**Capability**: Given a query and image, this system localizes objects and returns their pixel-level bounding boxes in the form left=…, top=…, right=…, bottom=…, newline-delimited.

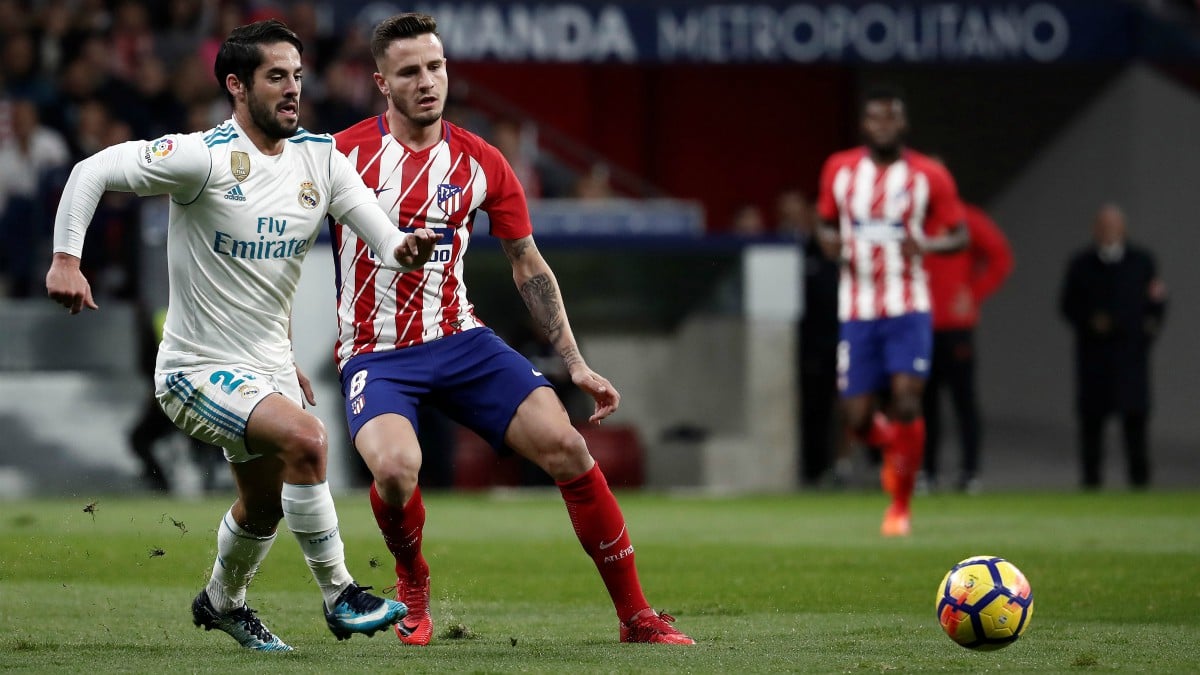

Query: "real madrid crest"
left=298, top=180, right=320, bottom=209
left=230, top=151, right=251, bottom=182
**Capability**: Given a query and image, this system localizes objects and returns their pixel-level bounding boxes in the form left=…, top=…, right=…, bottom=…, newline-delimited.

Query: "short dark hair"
left=860, top=84, right=906, bottom=113
left=214, top=19, right=303, bottom=103
left=371, top=13, right=440, bottom=64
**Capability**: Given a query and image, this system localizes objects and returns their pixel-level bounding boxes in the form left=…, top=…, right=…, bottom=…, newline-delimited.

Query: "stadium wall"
left=984, top=64, right=1199, bottom=478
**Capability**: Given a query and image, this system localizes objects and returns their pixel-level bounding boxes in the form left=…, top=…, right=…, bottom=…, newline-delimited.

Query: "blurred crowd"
left=0, top=0, right=837, bottom=301
left=0, top=1, right=341, bottom=297
left=0, top=0, right=609, bottom=300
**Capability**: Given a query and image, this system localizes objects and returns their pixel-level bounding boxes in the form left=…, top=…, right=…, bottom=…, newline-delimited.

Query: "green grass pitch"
left=1, top=490, right=1197, bottom=672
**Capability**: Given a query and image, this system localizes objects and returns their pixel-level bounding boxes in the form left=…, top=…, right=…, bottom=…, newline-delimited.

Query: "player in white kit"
left=45, top=20, right=436, bottom=651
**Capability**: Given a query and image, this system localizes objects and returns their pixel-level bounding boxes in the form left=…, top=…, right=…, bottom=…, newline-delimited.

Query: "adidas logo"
left=224, top=185, right=247, bottom=202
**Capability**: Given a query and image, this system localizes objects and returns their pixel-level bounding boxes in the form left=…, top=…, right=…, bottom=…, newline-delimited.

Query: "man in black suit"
left=1059, top=204, right=1167, bottom=489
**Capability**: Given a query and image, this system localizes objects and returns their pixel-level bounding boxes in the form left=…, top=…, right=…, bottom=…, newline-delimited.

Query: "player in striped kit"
left=46, top=20, right=436, bottom=650
left=330, top=13, right=693, bottom=645
left=816, top=87, right=968, bottom=536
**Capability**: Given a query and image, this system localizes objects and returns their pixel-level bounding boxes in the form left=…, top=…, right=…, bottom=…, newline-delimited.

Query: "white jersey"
left=55, top=117, right=395, bottom=372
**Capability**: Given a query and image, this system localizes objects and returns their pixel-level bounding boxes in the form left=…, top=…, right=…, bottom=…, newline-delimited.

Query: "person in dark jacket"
left=922, top=203, right=1014, bottom=493
left=783, top=189, right=843, bottom=486
left=1059, top=204, right=1167, bottom=489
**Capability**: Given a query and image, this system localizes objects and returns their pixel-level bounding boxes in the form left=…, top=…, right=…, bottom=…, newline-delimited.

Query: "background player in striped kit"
left=45, top=19, right=436, bottom=651
left=330, top=13, right=693, bottom=645
left=921, top=200, right=1013, bottom=494
left=816, top=86, right=968, bottom=536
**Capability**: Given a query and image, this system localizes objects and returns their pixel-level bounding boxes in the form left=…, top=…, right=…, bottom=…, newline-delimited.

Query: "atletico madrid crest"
left=436, top=183, right=462, bottom=215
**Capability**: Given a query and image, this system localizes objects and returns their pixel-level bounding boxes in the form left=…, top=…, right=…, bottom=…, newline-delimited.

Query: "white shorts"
left=154, top=362, right=301, bottom=463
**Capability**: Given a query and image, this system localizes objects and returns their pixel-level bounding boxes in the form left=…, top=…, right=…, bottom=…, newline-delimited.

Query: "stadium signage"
left=655, top=3, right=1070, bottom=63
left=345, top=1, right=1133, bottom=64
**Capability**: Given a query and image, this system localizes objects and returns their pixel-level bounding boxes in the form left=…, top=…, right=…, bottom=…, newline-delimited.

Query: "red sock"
left=369, top=482, right=429, bottom=582
left=860, top=414, right=899, bottom=494
left=887, top=418, right=926, bottom=511
left=557, top=463, right=649, bottom=622
left=862, top=411, right=897, bottom=448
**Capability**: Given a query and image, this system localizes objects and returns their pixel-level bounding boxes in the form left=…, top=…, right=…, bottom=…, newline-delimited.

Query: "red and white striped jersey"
left=817, top=147, right=964, bottom=321
left=331, top=116, right=532, bottom=369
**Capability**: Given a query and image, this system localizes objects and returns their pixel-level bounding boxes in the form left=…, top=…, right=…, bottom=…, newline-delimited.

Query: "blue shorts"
left=837, top=313, right=932, bottom=397
left=340, top=327, right=551, bottom=453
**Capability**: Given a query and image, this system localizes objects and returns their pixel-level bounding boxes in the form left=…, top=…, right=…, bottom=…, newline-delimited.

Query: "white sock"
left=281, top=482, right=353, bottom=610
left=206, top=508, right=276, bottom=614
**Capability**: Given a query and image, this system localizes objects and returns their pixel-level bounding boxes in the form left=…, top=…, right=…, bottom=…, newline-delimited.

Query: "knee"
left=278, top=418, right=327, bottom=472
left=892, top=397, right=921, bottom=423
left=372, top=453, right=421, bottom=502
left=534, top=428, right=592, bottom=482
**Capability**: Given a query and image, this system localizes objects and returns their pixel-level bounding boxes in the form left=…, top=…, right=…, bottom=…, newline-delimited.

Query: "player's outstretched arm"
left=337, top=203, right=437, bottom=272
left=501, top=235, right=620, bottom=422
left=46, top=252, right=98, bottom=314
left=48, top=136, right=207, bottom=314
left=47, top=151, right=119, bottom=314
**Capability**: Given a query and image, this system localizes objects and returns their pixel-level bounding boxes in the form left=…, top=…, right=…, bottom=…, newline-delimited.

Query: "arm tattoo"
left=519, top=273, right=561, bottom=341
left=519, top=273, right=582, bottom=370
left=559, top=345, right=583, bottom=372
left=502, top=237, right=532, bottom=262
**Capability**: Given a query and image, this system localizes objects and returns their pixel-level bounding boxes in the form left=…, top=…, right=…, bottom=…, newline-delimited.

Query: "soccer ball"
left=935, top=555, right=1034, bottom=650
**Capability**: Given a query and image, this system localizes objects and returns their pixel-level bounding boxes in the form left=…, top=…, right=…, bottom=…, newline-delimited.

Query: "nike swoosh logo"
left=531, top=368, right=543, bottom=377
left=598, top=524, right=626, bottom=550
left=334, top=603, right=391, bottom=626
left=374, top=187, right=393, bottom=196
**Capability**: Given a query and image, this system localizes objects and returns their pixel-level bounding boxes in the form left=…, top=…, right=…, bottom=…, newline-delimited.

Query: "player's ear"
left=373, top=72, right=388, bottom=96
left=226, top=74, right=246, bottom=101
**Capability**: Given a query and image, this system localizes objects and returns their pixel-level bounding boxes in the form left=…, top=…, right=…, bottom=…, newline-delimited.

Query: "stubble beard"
left=247, top=90, right=299, bottom=140
left=391, top=91, right=442, bottom=129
